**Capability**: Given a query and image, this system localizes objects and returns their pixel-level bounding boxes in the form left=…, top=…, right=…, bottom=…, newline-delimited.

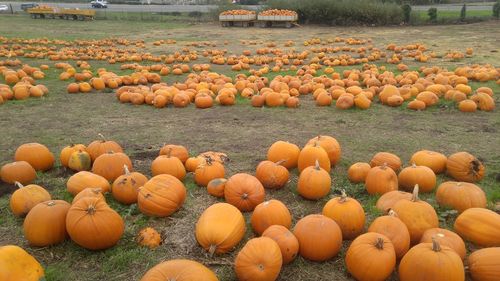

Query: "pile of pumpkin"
left=220, top=9, right=256, bottom=16
left=258, top=9, right=298, bottom=17
left=0, top=62, right=49, bottom=103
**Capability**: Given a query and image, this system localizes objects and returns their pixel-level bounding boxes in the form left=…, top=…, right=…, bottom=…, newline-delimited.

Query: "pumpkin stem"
left=411, top=163, right=416, bottom=168
left=86, top=205, right=97, bottom=215
left=208, top=244, right=217, bottom=257
left=431, top=237, right=441, bottom=252
left=314, top=159, right=320, bottom=170
left=381, top=163, right=388, bottom=170
left=411, top=184, right=420, bottom=202
left=14, top=181, right=24, bottom=189
left=46, top=201, right=56, bottom=207
left=167, top=148, right=172, bottom=158
left=98, top=133, right=106, bottom=142
left=123, top=165, right=130, bottom=175
left=339, top=189, right=348, bottom=202
left=388, top=209, right=398, bottom=217
left=275, top=159, right=287, bottom=166
left=471, top=159, right=481, bottom=177
left=242, top=193, right=249, bottom=200
left=374, top=237, right=385, bottom=250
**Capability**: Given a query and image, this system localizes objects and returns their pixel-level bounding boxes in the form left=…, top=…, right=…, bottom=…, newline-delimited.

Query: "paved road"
left=0, top=2, right=494, bottom=13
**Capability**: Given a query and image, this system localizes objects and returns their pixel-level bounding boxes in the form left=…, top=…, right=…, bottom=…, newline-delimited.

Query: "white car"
left=0, top=4, right=10, bottom=11
left=91, top=0, right=108, bottom=8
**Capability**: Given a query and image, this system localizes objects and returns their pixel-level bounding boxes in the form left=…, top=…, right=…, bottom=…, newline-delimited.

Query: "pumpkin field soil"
left=0, top=15, right=500, bottom=280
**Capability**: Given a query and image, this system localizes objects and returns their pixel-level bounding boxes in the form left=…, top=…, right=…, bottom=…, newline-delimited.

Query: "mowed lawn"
left=0, top=15, right=499, bottom=281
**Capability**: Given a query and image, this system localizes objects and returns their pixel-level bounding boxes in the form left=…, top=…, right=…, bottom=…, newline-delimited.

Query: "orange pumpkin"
left=347, top=162, right=371, bottom=183
left=23, top=200, right=70, bottom=247
left=398, top=164, right=436, bottom=193
left=66, top=171, right=110, bottom=195
left=92, top=151, right=133, bottom=181
left=250, top=200, right=292, bottom=235
left=159, top=144, right=189, bottom=163
left=206, top=178, right=226, bottom=198
left=151, top=153, right=186, bottom=180
left=112, top=165, right=148, bottom=205
left=410, top=150, right=447, bottom=174
left=305, top=135, right=341, bottom=166
left=370, top=152, right=401, bottom=172
left=435, top=181, right=486, bottom=213
left=375, top=190, right=412, bottom=213
left=322, top=191, right=365, bottom=240
left=72, top=187, right=105, bottom=204
left=262, top=225, right=299, bottom=265
left=140, top=259, right=218, bottom=281
left=137, top=227, right=162, bottom=250
left=0, top=161, right=36, bottom=185
left=194, top=157, right=225, bottom=187
left=365, top=164, right=398, bottom=195
left=297, top=160, right=331, bottom=200
left=446, top=152, right=485, bottom=182
left=10, top=182, right=51, bottom=217
left=368, top=210, right=410, bottom=259
left=86, top=134, right=123, bottom=161
left=255, top=160, right=289, bottom=189
left=14, top=143, right=55, bottom=171
left=420, top=228, right=466, bottom=260
left=137, top=175, right=186, bottom=217
left=297, top=143, right=330, bottom=173
left=224, top=173, right=265, bottom=212
left=60, top=144, right=87, bottom=168
left=235, top=237, right=283, bottom=281
left=454, top=208, right=500, bottom=247
left=0, top=245, right=45, bottom=281
left=468, top=247, right=500, bottom=281
left=267, top=141, right=300, bottom=169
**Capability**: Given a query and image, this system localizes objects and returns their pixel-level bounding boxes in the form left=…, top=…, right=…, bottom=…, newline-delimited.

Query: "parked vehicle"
left=91, top=0, right=108, bottom=9
left=0, top=4, right=9, bottom=12
left=21, top=3, right=39, bottom=11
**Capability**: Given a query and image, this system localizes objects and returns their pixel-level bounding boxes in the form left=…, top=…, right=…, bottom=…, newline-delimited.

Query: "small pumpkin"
left=446, top=152, right=485, bottom=182
left=60, top=144, right=87, bottom=167
left=224, top=173, right=265, bottom=212
left=151, top=150, right=186, bottom=180
left=392, top=185, right=439, bottom=245
left=159, top=144, right=189, bottom=163
left=0, top=161, right=36, bottom=184
left=267, top=141, right=300, bottom=169
left=235, top=237, right=283, bottom=281
left=468, top=247, right=500, bottom=281
left=86, top=134, right=123, bottom=161
left=305, top=135, right=341, bottom=166
left=206, top=178, right=226, bottom=198
left=322, top=190, right=365, bottom=240
left=368, top=210, right=410, bottom=259
left=66, top=171, right=110, bottom=195
left=398, top=164, right=436, bottom=193
left=436, top=181, right=486, bottom=213
left=14, top=142, right=55, bottom=171
left=66, top=197, right=124, bottom=250
left=255, top=160, right=289, bottom=189
left=365, top=164, right=398, bottom=195
left=297, top=142, right=330, bottom=173
left=92, top=151, right=133, bottom=181
left=297, top=160, right=331, bottom=200
left=347, top=162, right=371, bottom=183
left=454, top=208, right=500, bottom=247
left=370, top=152, right=401, bottom=172
left=345, top=233, right=396, bottom=281
left=262, top=225, right=299, bottom=265
left=0, top=245, right=45, bottom=281
left=410, top=150, right=447, bottom=174
left=420, top=228, right=466, bottom=260
left=250, top=200, right=292, bottom=235
left=137, top=174, right=186, bottom=217
left=137, top=227, right=162, bottom=250
left=10, top=182, right=51, bottom=217
left=112, top=165, right=148, bottom=205
left=195, top=203, right=246, bottom=255
left=293, top=214, right=343, bottom=262
left=68, top=149, right=92, bottom=172
left=375, top=190, right=412, bottom=213
left=194, top=157, right=225, bottom=187
left=23, top=200, right=70, bottom=247
left=140, top=259, right=218, bottom=281
left=399, top=239, right=464, bottom=281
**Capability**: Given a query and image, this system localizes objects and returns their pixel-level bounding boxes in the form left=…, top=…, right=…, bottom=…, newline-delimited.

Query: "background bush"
left=265, top=0, right=404, bottom=25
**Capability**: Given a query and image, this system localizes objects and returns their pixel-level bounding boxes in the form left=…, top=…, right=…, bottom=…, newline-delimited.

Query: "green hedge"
left=266, top=0, right=404, bottom=25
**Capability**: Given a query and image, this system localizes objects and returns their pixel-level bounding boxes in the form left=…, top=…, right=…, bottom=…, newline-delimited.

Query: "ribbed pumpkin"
left=92, top=151, right=133, bottom=181
left=151, top=152, right=186, bottom=180
left=375, top=190, right=412, bottom=213
left=66, top=197, right=124, bottom=250
left=399, top=239, right=464, bottom=281
left=235, top=237, right=282, bottom=281
left=140, top=259, right=218, bottom=281
left=322, top=191, right=365, bottom=240
left=435, top=181, right=486, bottom=213
left=206, top=178, right=226, bottom=198
left=297, top=143, right=330, bottom=173
left=112, top=165, right=148, bottom=205
left=66, top=171, right=110, bottom=195
left=368, top=210, right=410, bottom=259
left=267, top=141, right=300, bottom=169
left=446, top=152, right=485, bottom=182
left=0, top=245, right=45, bottom=281
left=420, top=228, right=466, bottom=260
left=365, top=164, right=398, bottom=195
left=137, top=227, right=162, bottom=250
left=468, top=247, right=500, bottom=281
left=194, top=157, right=225, bottom=187
left=60, top=144, right=87, bottom=167
left=398, top=164, right=436, bottom=192
left=454, top=208, right=500, bottom=247
left=392, top=185, right=439, bottom=245
left=195, top=203, right=246, bottom=255
left=0, top=161, right=36, bottom=184
left=14, top=142, right=55, bottom=171
left=224, top=173, right=265, bottom=212
left=347, top=162, right=371, bottom=183
left=72, top=187, right=105, bottom=203
left=10, top=182, right=51, bottom=217
left=305, top=135, right=341, bottom=166
left=293, top=214, right=343, bottom=262
left=250, top=200, right=292, bottom=235
left=410, top=150, right=447, bottom=174
left=159, top=144, right=189, bottom=163
left=297, top=160, right=331, bottom=200
left=68, top=150, right=92, bottom=172
left=370, top=152, right=401, bottom=172
left=255, top=160, right=289, bottom=189
left=137, top=174, right=186, bottom=217
left=262, top=225, right=299, bottom=265
left=23, top=200, right=70, bottom=247
left=345, top=233, right=396, bottom=281
left=86, top=134, right=123, bottom=161
left=185, top=156, right=204, bottom=172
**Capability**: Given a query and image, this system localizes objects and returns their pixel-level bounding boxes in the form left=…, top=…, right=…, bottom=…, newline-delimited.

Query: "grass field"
left=0, top=14, right=499, bottom=281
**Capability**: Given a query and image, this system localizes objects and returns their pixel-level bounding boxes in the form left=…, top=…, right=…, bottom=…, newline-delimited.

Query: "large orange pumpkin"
left=368, top=210, right=410, bottom=259
left=398, top=164, right=436, bottom=193
left=435, top=181, right=486, bottom=213
left=137, top=174, right=186, bottom=217
left=10, top=182, right=51, bottom=217
left=0, top=245, right=45, bottom=281
left=446, top=152, right=485, bottom=182
left=293, top=214, right=342, bottom=262
left=262, top=225, right=299, bottom=265
left=112, top=165, right=148, bottom=205
left=454, top=208, right=500, bottom=247
left=322, top=191, right=365, bottom=240
left=66, top=171, right=110, bottom=195
left=250, top=200, right=292, bottom=235
left=370, top=152, right=401, bottom=172
left=66, top=197, right=124, bottom=250
left=345, top=233, right=396, bottom=281
left=23, top=200, right=70, bottom=247
left=195, top=203, right=246, bottom=255
left=0, top=161, right=36, bottom=184
left=151, top=153, right=186, bottom=180
left=235, top=237, right=283, bottom=281
left=14, top=143, right=55, bottom=171
left=365, top=164, right=398, bottom=195
left=255, top=160, right=289, bottom=189
left=92, top=151, right=133, bottom=181
left=410, top=150, right=447, bottom=174
left=140, top=259, right=218, bottom=281
left=267, top=141, right=300, bottom=169
left=297, top=160, right=331, bottom=200
left=468, top=247, right=500, bottom=281
left=224, top=173, right=265, bottom=212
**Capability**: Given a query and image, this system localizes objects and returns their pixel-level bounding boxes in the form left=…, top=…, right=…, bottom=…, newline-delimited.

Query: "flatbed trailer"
left=219, top=14, right=298, bottom=28
left=257, top=14, right=298, bottom=28
left=27, top=6, right=95, bottom=21
left=219, top=14, right=257, bottom=27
